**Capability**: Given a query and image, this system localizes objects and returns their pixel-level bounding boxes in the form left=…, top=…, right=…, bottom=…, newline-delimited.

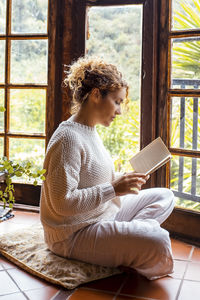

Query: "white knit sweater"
left=40, top=115, right=121, bottom=245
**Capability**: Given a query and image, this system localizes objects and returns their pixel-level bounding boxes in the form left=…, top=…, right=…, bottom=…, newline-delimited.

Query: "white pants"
left=51, top=188, right=175, bottom=280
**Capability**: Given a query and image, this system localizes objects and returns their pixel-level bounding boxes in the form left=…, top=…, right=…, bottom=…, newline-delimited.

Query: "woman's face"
left=96, top=87, right=127, bottom=127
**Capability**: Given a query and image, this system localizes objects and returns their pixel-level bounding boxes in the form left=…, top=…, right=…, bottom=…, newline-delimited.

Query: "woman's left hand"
left=112, top=172, right=150, bottom=196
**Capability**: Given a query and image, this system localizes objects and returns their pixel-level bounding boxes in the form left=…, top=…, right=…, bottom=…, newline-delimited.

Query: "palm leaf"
left=180, top=3, right=200, bottom=27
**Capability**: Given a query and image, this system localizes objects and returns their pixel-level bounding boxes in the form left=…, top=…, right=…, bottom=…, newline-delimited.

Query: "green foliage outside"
left=11, top=0, right=47, bottom=34
left=172, top=0, right=200, bottom=31
left=87, top=6, right=142, bottom=101
left=97, top=101, right=140, bottom=173
left=87, top=5, right=142, bottom=171
left=9, top=89, right=46, bottom=134
left=170, top=0, right=200, bottom=211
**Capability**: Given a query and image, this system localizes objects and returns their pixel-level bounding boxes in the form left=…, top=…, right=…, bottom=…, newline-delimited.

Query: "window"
left=86, top=5, right=142, bottom=172
left=0, top=0, right=48, bottom=206
left=169, top=0, right=200, bottom=211
left=157, top=0, right=200, bottom=241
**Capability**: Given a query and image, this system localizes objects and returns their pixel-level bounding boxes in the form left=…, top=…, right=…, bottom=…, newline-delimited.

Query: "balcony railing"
left=171, top=79, right=200, bottom=203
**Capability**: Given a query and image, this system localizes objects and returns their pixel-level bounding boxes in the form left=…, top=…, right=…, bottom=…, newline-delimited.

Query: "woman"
left=40, top=56, right=175, bottom=280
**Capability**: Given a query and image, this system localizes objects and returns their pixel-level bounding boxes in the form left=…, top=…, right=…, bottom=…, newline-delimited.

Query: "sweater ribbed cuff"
left=101, top=182, right=116, bottom=203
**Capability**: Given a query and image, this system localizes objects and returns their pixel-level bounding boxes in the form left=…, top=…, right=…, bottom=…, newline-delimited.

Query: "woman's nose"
left=116, top=106, right=122, bottom=115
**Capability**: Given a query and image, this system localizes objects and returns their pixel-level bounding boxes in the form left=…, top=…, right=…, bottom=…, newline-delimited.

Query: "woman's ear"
left=90, top=88, right=101, bottom=104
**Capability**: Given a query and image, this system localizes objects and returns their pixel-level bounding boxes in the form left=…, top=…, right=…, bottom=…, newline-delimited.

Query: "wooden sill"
left=162, top=207, right=200, bottom=247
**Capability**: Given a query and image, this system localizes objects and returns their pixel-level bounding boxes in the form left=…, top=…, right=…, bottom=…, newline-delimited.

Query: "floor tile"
left=53, top=289, right=75, bottom=300
left=121, top=273, right=181, bottom=300
left=171, top=239, right=192, bottom=260
left=0, top=271, right=19, bottom=296
left=191, top=247, right=200, bottom=262
left=70, top=288, right=115, bottom=300
left=0, top=256, right=16, bottom=270
left=184, top=262, right=200, bottom=281
left=24, top=286, right=59, bottom=300
left=7, top=268, right=49, bottom=291
left=169, top=260, right=187, bottom=279
left=0, top=292, right=27, bottom=299
left=116, top=296, right=147, bottom=300
left=178, top=280, right=200, bottom=300
left=83, top=273, right=127, bottom=293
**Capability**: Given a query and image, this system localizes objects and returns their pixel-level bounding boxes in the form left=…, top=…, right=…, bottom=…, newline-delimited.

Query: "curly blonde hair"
left=64, top=56, right=128, bottom=113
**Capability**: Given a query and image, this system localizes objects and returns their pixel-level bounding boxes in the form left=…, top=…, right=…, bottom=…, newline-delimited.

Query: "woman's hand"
left=112, top=172, right=150, bottom=196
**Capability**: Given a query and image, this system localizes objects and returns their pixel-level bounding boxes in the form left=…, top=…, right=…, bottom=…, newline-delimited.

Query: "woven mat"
left=0, top=224, right=120, bottom=289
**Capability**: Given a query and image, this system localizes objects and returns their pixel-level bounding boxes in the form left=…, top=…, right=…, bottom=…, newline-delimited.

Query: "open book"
left=129, top=137, right=171, bottom=175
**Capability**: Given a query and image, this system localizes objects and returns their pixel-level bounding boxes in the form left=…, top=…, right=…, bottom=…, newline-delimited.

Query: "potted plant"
left=0, top=104, right=46, bottom=215
left=0, top=156, right=45, bottom=219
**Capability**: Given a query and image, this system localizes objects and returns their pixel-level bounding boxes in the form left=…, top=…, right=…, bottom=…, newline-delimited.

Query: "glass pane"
left=9, top=138, right=45, bottom=182
left=10, top=40, right=48, bottom=84
left=0, top=137, right=3, bottom=157
left=172, top=0, right=200, bottom=31
left=0, top=0, right=6, bottom=34
left=0, top=89, right=4, bottom=132
left=10, top=89, right=46, bottom=134
left=170, top=97, right=200, bottom=150
left=171, top=37, right=200, bottom=89
left=86, top=5, right=142, bottom=172
left=11, top=0, right=48, bottom=34
left=170, top=155, right=200, bottom=211
left=0, top=40, right=5, bottom=83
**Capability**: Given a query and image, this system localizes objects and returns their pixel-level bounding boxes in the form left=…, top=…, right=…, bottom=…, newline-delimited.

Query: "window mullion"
left=4, top=0, right=12, bottom=158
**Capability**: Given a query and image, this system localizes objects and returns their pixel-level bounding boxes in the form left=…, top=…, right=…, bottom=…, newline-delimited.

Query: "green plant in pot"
left=0, top=105, right=46, bottom=211
left=0, top=156, right=46, bottom=209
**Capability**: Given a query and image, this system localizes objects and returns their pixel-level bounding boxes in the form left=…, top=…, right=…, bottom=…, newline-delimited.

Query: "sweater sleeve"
left=44, top=134, right=116, bottom=216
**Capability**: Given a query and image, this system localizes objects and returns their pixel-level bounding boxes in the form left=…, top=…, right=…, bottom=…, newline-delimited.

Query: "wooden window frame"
left=157, top=0, right=200, bottom=244
left=0, top=0, right=49, bottom=209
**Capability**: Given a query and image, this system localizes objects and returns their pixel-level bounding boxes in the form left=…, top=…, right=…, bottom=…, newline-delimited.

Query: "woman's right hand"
left=112, top=172, right=149, bottom=196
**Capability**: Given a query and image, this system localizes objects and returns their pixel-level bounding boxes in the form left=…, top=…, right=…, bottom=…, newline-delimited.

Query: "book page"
left=129, top=137, right=171, bottom=175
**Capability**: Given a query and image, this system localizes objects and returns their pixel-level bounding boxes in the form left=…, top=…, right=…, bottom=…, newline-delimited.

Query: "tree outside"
left=87, top=5, right=142, bottom=173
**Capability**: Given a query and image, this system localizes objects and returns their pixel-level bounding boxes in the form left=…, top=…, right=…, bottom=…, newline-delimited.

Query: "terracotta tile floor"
left=0, top=209, right=200, bottom=300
